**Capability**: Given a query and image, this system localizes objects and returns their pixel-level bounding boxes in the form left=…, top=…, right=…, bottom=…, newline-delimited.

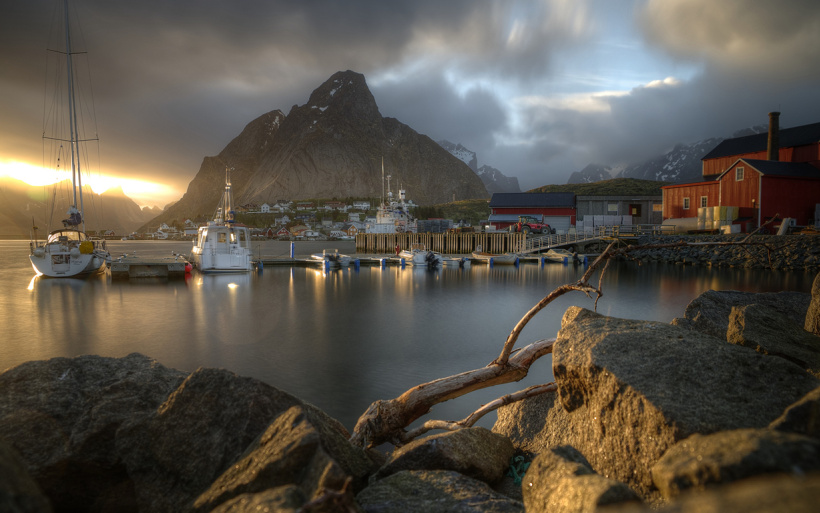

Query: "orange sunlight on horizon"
left=1, top=159, right=179, bottom=208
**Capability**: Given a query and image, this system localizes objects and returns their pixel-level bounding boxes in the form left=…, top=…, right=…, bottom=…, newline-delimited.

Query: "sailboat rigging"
left=29, top=0, right=111, bottom=277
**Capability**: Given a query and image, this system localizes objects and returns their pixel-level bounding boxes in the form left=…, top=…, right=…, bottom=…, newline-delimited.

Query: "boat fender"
left=185, top=263, right=193, bottom=273
left=70, top=247, right=81, bottom=258
left=79, top=241, right=94, bottom=254
left=32, top=247, right=45, bottom=258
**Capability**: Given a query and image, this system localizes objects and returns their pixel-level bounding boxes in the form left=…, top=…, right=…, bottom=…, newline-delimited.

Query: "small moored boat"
left=471, top=246, right=518, bottom=265
left=311, top=249, right=352, bottom=269
left=398, top=243, right=443, bottom=267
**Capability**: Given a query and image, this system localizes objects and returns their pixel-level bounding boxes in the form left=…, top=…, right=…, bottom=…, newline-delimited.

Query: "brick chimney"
left=767, top=111, right=780, bottom=161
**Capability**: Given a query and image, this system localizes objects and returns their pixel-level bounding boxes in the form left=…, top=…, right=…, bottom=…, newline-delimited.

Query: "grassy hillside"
left=426, top=178, right=668, bottom=225
left=528, top=177, right=667, bottom=196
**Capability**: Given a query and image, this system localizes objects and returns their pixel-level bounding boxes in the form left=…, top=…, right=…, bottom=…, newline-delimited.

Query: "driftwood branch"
left=401, top=382, right=557, bottom=442
left=349, top=225, right=789, bottom=448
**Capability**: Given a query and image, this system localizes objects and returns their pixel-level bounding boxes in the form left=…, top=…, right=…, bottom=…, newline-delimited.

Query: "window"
left=683, top=197, right=690, bottom=210
left=736, top=167, right=744, bottom=181
left=607, top=202, right=618, bottom=213
left=700, top=196, right=708, bottom=208
left=652, top=204, right=663, bottom=212
left=629, top=204, right=642, bottom=216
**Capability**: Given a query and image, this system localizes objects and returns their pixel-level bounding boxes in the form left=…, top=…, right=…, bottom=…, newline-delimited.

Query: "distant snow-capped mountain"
left=572, top=125, right=768, bottom=184
left=437, top=140, right=521, bottom=194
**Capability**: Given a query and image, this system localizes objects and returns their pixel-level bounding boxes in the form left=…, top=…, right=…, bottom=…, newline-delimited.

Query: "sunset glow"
left=0, top=159, right=177, bottom=208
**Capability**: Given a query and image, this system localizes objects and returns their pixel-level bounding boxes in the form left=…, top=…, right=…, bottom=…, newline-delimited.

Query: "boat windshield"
left=46, top=230, right=86, bottom=244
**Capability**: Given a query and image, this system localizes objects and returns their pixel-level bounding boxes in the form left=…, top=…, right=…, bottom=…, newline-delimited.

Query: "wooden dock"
left=355, top=232, right=523, bottom=254
left=109, top=255, right=190, bottom=280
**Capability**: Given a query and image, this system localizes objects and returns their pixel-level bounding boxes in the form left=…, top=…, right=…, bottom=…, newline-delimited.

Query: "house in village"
left=353, top=201, right=371, bottom=211
left=575, top=194, right=663, bottom=231
left=488, top=193, right=576, bottom=233
left=662, top=112, right=820, bottom=231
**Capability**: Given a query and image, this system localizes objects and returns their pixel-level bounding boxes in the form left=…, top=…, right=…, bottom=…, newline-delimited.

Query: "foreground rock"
left=0, top=353, right=187, bottom=512
left=0, top=439, right=52, bottom=513
left=494, top=306, right=819, bottom=498
left=770, top=386, right=820, bottom=439
left=370, top=427, right=513, bottom=485
left=521, top=446, right=639, bottom=513
left=651, top=428, right=820, bottom=499
left=670, top=289, right=811, bottom=339
left=605, top=473, right=820, bottom=513
left=727, top=303, right=820, bottom=376
left=356, top=470, right=524, bottom=512
left=0, top=354, right=374, bottom=513
left=807, top=273, right=820, bottom=335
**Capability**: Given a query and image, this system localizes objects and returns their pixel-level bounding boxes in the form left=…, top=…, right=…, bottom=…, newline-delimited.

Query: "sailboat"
left=29, top=0, right=110, bottom=278
left=190, top=168, right=254, bottom=273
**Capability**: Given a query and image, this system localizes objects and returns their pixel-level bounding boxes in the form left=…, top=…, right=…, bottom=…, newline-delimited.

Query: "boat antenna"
left=224, top=167, right=235, bottom=224
left=63, top=0, right=85, bottom=231
left=381, top=156, right=385, bottom=207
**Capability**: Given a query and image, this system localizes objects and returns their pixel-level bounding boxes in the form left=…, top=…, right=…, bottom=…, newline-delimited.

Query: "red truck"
left=510, top=215, right=554, bottom=234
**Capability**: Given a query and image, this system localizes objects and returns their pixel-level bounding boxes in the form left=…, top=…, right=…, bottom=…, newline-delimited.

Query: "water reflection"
left=1, top=239, right=815, bottom=431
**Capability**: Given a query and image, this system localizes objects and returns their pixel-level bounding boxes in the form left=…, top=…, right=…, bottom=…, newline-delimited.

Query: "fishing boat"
left=310, top=249, right=352, bottom=269
left=398, top=243, right=443, bottom=267
left=471, top=246, right=518, bottom=265
left=366, top=158, right=415, bottom=234
left=190, top=169, right=254, bottom=273
left=29, top=0, right=110, bottom=278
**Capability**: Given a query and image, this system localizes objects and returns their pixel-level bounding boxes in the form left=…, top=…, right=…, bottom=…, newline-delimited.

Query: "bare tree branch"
left=349, top=224, right=791, bottom=448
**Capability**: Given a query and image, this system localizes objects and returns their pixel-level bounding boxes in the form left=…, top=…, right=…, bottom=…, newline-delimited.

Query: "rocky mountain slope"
left=0, top=177, right=158, bottom=238
left=146, top=71, right=488, bottom=229
left=437, top=140, right=521, bottom=194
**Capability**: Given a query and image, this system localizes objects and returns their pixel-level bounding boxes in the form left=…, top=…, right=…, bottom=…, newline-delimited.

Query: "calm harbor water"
left=0, top=239, right=813, bottom=431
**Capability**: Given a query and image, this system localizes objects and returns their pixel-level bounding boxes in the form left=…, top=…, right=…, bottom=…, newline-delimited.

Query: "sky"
left=2, top=0, right=820, bottom=208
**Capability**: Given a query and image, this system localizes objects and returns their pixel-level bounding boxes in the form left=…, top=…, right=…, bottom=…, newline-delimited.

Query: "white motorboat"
left=471, top=245, right=518, bottom=265
left=29, top=1, right=110, bottom=278
left=398, top=243, right=443, bottom=267
left=190, top=169, right=254, bottom=273
left=442, top=256, right=471, bottom=268
left=311, top=249, right=352, bottom=269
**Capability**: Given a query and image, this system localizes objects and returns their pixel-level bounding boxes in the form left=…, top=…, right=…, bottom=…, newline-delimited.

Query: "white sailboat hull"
left=30, top=245, right=107, bottom=278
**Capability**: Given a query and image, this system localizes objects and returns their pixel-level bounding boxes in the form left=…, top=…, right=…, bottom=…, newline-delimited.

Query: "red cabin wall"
left=719, top=162, right=761, bottom=208
left=662, top=183, right=719, bottom=219
left=760, top=176, right=820, bottom=225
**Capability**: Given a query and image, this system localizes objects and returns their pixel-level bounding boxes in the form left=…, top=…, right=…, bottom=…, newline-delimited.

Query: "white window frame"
left=700, top=196, right=708, bottom=208
left=683, top=197, right=690, bottom=210
left=736, top=167, right=744, bottom=181
left=607, top=202, right=618, bottom=214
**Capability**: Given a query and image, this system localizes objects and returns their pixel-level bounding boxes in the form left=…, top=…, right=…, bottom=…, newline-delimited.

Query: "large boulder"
left=0, top=353, right=186, bottom=512
left=370, top=427, right=514, bottom=485
left=807, top=273, right=820, bottom=335
left=190, top=405, right=373, bottom=513
left=521, top=446, right=639, bottom=513
left=651, top=428, right=820, bottom=499
left=0, top=439, right=52, bottom=513
left=355, top=470, right=524, bottom=512
left=727, top=303, right=820, bottom=376
left=603, top=473, right=820, bottom=513
left=495, top=307, right=819, bottom=497
left=671, top=290, right=811, bottom=339
left=769, top=386, right=820, bottom=439
left=116, top=367, right=345, bottom=513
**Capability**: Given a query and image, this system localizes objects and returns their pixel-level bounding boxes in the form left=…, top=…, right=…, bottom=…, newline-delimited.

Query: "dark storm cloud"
left=3, top=0, right=820, bottom=203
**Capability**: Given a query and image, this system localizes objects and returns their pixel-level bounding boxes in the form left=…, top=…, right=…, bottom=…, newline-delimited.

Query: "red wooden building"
left=662, top=112, right=820, bottom=229
left=488, top=192, right=576, bottom=232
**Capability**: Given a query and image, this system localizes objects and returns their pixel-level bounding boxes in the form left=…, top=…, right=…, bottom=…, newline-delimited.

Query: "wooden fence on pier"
left=356, top=232, right=524, bottom=255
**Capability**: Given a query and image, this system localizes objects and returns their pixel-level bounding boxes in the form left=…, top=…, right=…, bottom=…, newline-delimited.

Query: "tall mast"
left=63, top=0, right=84, bottom=230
